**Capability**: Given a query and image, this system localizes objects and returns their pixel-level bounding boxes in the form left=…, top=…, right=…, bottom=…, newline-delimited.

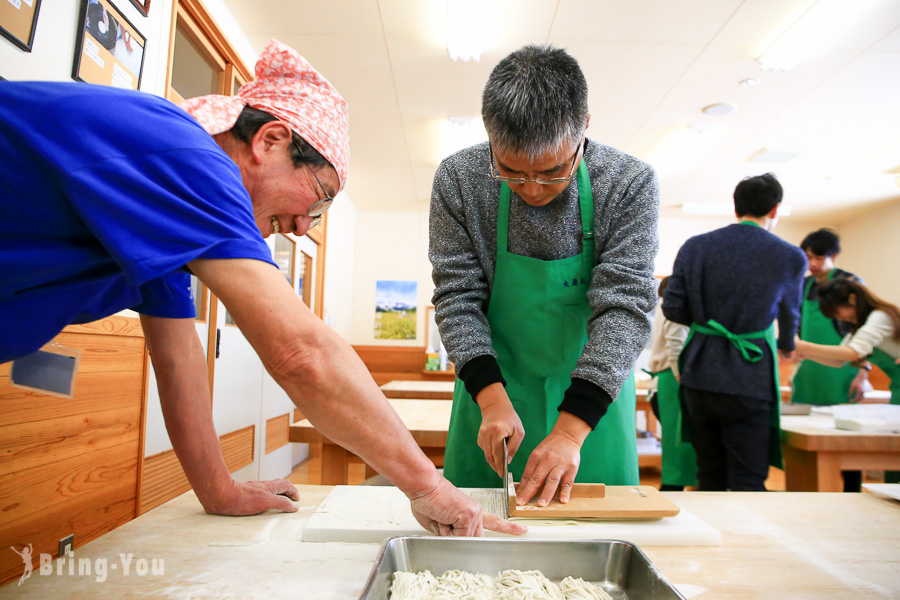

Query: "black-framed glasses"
left=489, top=138, right=585, bottom=185
left=293, top=140, right=334, bottom=229
left=305, top=164, right=333, bottom=229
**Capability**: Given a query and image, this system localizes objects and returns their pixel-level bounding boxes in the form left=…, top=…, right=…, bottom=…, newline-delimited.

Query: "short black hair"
left=800, top=228, right=841, bottom=257
left=733, top=173, right=783, bottom=218
left=230, top=106, right=329, bottom=170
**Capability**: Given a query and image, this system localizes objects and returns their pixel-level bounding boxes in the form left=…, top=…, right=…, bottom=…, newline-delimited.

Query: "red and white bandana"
left=182, top=39, right=350, bottom=191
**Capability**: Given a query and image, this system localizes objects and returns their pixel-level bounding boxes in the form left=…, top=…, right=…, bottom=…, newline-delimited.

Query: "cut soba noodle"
left=390, top=569, right=613, bottom=600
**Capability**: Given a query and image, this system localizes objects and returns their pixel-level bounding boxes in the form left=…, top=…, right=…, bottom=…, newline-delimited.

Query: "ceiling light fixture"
left=702, top=103, right=737, bottom=116
left=746, top=148, right=802, bottom=163
left=441, top=117, right=487, bottom=159
left=756, top=0, right=884, bottom=71
left=447, top=0, right=490, bottom=61
left=682, top=203, right=793, bottom=217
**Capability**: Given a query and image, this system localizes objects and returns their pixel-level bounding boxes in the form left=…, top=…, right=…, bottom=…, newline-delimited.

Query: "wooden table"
left=289, top=399, right=452, bottom=484
left=379, top=379, right=455, bottom=399
left=5, top=487, right=898, bottom=598
left=781, top=412, right=900, bottom=491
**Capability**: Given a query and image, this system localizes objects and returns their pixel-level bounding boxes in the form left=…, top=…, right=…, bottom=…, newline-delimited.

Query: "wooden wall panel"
left=265, top=414, right=290, bottom=455
left=221, top=426, right=255, bottom=471
left=2, top=476, right=136, bottom=585
left=140, top=425, right=256, bottom=514
left=0, top=316, right=147, bottom=587
left=352, top=345, right=454, bottom=385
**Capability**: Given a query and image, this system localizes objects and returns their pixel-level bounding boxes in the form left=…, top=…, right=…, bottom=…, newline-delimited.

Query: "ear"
left=848, top=293, right=857, bottom=306
left=249, top=121, right=293, bottom=165
left=767, top=204, right=779, bottom=219
left=585, top=114, right=591, bottom=132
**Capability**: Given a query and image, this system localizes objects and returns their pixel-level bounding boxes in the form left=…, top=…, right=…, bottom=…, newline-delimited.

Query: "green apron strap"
left=678, top=319, right=783, bottom=469
left=693, top=319, right=769, bottom=363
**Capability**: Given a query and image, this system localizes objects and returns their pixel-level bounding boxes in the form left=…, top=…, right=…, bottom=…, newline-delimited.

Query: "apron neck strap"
left=497, top=160, right=594, bottom=255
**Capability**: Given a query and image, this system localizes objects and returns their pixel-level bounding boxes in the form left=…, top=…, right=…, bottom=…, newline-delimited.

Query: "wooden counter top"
left=3, top=487, right=898, bottom=598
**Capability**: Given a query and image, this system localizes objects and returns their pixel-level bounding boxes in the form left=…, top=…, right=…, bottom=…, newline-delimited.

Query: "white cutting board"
left=301, top=486, right=720, bottom=546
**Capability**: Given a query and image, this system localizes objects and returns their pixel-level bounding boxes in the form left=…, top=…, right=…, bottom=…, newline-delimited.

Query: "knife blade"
left=502, top=438, right=510, bottom=519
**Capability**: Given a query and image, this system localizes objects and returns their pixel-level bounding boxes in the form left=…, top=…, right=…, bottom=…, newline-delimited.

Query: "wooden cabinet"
left=0, top=316, right=149, bottom=586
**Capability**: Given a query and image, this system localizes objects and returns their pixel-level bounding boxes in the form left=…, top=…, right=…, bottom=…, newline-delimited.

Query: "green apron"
left=651, top=368, right=698, bottom=487
left=869, top=348, right=900, bottom=404
left=869, top=348, right=900, bottom=483
left=792, top=273, right=859, bottom=405
left=443, top=162, right=639, bottom=488
left=676, top=221, right=783, bottom=470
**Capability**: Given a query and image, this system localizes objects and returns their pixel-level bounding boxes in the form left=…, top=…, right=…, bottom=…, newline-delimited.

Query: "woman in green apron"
left=796, top=278, right=900, bottom=483
left=646, top=277, right=697, bottom=490
left=443, top=161, right=639, bottom=498
left=791, top=272, right=865, bottom=405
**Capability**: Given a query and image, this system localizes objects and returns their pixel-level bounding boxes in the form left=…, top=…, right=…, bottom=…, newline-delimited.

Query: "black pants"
left=682, top=386, right=771, bottom=491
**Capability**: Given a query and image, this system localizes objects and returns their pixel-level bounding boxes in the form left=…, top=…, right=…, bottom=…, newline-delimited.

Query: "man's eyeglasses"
left=293, top=140, right=333, bottom=229
left=489, top=138, right=585, bottom=186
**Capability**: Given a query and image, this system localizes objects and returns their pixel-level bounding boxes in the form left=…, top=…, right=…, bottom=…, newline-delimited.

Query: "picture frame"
left=0, top=0, right=42, bottom=52
left=73, top=0, right=147, bottom=91
left=128, top=0, right=149, bottom=17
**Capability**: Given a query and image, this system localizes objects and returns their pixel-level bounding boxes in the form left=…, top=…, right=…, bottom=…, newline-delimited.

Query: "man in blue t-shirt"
left=0, top=40, right=522, bottom=538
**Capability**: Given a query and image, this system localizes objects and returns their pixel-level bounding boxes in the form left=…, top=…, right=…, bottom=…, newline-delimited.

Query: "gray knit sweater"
left=429, top=139, right=660, bottom=427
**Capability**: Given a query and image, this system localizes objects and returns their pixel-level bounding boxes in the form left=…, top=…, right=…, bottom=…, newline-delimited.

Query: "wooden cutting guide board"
left=509, top=484, right=680, bottom=519
left=301, top=486, right=721, bottom=546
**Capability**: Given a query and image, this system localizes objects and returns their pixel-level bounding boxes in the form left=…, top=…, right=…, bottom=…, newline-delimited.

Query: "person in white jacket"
left=648, top=276, right=696, bottom=490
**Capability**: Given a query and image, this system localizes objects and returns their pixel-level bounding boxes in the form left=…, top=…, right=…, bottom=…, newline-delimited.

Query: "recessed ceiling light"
left=746, top=148, right=801, bottom=163
left=702, top=103, right=736, bottom=116
left=739, top=78, right=760, bottom=87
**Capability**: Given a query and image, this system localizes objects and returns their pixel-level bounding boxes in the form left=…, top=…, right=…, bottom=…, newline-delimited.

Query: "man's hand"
left=515, top=412, right=590, bottom=508
left=202, top=479, right=300, bottom=516
left=476, top=383, right=525, bottom=478
left=408, top=476, right=527, bottom=537
left=779, top=349, right=797, bottom=362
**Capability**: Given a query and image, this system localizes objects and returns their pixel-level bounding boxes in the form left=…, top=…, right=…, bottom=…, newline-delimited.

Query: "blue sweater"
left=662, top=223, right=807, bottom=401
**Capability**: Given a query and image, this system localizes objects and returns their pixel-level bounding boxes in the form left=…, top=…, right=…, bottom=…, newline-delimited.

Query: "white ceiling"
left=222, top=0, right=900, bottom=219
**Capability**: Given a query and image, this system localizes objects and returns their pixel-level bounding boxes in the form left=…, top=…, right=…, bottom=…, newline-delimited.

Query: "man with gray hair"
left=430, top=44, right=660, bottom=508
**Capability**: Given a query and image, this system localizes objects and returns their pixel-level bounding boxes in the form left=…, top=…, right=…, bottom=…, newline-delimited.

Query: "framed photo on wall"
left=0, top=0, right=42, bottom=52
left=73, top=0, right=146, bottom=90
left=128, top=0, right=149, bottom=17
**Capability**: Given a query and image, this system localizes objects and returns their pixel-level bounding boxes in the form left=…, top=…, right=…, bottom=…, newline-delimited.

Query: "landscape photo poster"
left=374, top=280, right=417, bottom=340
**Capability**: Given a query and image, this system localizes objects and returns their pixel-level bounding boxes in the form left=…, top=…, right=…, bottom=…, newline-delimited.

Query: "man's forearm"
left=191, top=259, right=441, bottom=499
left=140, top=315, right=234, bottom=512
left=796, top=339, right=858, bottom=367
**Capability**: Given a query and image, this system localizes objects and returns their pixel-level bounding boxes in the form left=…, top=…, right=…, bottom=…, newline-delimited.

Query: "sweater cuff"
left=559, top=378, right=613, bottom=430
left=458, top=355, right=506, bottom=402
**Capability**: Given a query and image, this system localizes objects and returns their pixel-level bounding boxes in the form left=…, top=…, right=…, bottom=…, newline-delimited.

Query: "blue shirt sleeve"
left=132, top=271, right=196, bottom=318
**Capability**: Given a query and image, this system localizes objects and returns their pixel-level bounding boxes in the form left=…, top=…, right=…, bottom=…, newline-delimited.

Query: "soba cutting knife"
left=502, top=438, right=513, bottom=519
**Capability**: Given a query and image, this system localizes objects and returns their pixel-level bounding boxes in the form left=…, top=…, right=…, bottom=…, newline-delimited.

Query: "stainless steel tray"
left=359, top=536, right=685, bottom=599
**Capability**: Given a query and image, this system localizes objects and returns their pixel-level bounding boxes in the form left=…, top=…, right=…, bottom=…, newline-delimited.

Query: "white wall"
left=833, top=200, right=900, bottom=303
left=655, top=215, right=820, bottom=276
left=350, top=211, right=433, bottom=346
left=0, top=0, right=175, bottom=95
left=321, top=191, right=358, bottom=342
